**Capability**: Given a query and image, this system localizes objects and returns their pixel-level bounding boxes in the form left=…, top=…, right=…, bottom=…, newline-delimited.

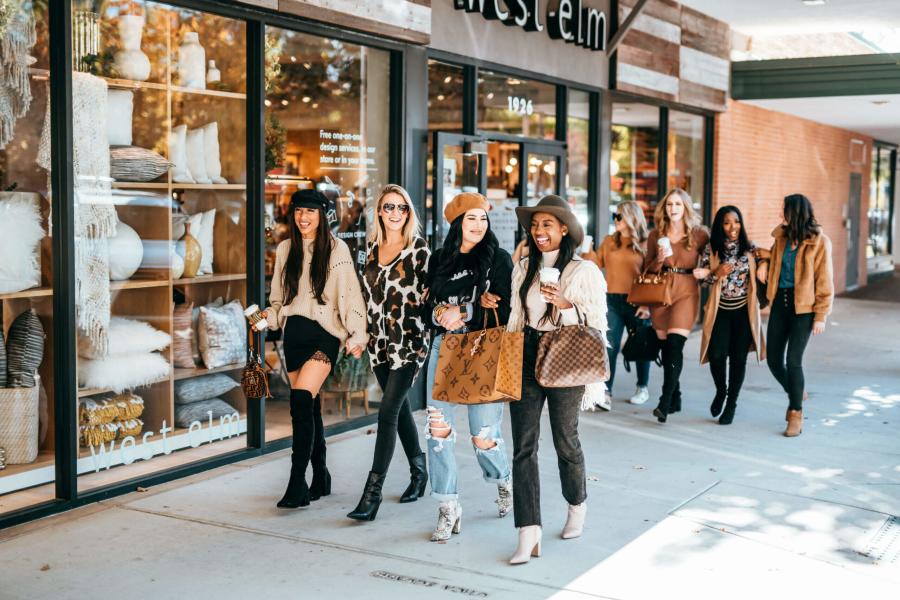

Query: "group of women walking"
left=261, top=182, right=833, bottom=565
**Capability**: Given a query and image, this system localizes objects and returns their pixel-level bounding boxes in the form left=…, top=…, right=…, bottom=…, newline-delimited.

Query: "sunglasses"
left=382, top=202, right=410, bottom=214
left=613, top=213, right=623, bottom=222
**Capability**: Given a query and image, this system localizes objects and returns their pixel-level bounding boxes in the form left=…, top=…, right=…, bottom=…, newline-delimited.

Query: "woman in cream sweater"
left=264, top=189, right=368, bottom=509
left=507, top=195, right=608, bottom=565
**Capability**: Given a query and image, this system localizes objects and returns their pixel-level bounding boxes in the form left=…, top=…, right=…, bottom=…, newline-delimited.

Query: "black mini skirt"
left=282, top=315, right=341, bottom=373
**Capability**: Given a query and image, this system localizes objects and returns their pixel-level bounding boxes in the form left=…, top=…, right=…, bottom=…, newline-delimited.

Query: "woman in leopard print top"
left=348, top=184, right=431, bottom=522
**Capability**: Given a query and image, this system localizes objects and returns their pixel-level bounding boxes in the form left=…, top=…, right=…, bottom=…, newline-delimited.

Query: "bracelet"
left=434, top=304, right=448, bottom=320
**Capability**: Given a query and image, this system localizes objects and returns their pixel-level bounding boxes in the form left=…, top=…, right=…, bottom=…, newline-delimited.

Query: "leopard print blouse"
left=362, top=236, right=431, bottom=370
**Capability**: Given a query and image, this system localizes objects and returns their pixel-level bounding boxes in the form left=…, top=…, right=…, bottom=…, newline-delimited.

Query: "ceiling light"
left=290, top=56, right=297, bottom=62
left=437, top=94, right=445, bottom=101
left=509, top=157, right=518, bottom=166
left=443, top=75, right=452, bottom=84
left=802, top=0, right=826, bottom=5
left=504, top=165, right=513, bottom=174
left=302, top=96, right=311, bottom=103
left=487, top=92, right=494, bottom=100
left=281, top=99, right=289, bottom=106
left=264, top=99, right=271, bottom=107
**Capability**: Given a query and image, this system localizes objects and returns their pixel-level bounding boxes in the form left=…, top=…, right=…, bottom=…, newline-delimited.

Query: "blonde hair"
left=654, top=188, right=703, bottom=249
left=370, top=184, right=421, bottom=248
left=614, top=200, right=648, bottom=254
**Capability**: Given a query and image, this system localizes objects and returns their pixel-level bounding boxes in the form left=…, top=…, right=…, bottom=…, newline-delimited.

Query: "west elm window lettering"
left=454, top=0, right=607, bottom=52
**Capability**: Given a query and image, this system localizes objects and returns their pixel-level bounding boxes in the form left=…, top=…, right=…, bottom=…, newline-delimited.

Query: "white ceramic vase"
left=178, top=32, right=206, bottom=90
left=114, top=14, right=151, bottom=81
left=206, top=60, right=221, bottom=84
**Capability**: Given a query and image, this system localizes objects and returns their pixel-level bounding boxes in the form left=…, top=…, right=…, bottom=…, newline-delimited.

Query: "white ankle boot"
left=562, top=502, right=587, bottom=539
left=509, top=525, right=542, bottom=565
left=629, top=386, right=649, bottom=405
left=430, top=500, right=461, bottom=542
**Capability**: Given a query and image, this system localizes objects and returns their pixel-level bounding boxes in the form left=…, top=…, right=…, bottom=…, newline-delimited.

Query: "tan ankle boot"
left=785, top=410, right=803, bottom=437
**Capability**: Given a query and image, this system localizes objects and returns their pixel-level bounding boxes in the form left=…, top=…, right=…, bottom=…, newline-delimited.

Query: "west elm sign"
left=453, top=0, right=607, bottom=52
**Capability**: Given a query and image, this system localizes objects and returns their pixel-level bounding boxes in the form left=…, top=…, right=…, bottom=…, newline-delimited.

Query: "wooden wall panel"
left=681, top=6, right=730, bottom=58
left=620, top=0, right=680, bottom=25
left=618, top=31, right=680, bottom=77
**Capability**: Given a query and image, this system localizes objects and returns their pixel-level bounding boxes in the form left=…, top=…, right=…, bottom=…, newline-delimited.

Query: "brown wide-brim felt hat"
left=515, top=194, right=584, bottom=247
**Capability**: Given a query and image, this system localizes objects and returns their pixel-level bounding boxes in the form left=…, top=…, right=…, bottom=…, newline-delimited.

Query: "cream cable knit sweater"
left=509, top=255, right=609, bottom=409
left=266, top=237, right=369, bottom=349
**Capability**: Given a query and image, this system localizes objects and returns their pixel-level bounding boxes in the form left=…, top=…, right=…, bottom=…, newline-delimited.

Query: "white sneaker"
left=596, top=391, right=612, bottom=411
left=629, top=386, right=649, bottom=405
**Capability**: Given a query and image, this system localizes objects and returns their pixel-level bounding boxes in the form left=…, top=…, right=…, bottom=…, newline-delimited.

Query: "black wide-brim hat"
left=290, top=188, right=330, bottom=212
left=515, top=194, right=584, bottom=246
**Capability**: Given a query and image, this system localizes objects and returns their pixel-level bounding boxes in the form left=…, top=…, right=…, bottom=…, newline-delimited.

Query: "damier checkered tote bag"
left=535, top=307, right=609, bottom=388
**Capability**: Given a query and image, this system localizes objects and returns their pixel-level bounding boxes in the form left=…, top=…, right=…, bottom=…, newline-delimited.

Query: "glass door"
left=521, top=142, right=566, bottom=206
left=432, top=132, right=487, bottom=248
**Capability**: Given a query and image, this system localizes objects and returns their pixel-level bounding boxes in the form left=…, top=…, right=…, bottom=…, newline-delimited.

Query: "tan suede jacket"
left=766, top=226, right=834, bottom=323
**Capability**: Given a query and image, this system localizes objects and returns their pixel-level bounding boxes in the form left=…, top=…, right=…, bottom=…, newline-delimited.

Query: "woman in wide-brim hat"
left=506, top=194, right=608, bottom=565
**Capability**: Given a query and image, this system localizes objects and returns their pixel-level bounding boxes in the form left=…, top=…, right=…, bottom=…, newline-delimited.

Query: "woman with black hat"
left=506, top=195, right=608, bottom=565
left=424, top=192, right=514, bottom=542
left=264, top=189, right=368, bottom=509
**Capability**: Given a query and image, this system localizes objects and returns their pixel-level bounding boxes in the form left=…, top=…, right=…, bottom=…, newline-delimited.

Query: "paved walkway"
left=1, top=297, right=899, bottom=599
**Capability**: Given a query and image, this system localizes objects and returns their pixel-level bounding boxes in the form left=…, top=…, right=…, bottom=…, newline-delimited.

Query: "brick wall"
left=714, top=99, right=872, bottom=293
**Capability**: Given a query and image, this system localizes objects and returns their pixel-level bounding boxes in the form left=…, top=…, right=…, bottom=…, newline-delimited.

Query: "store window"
left=62, top=2, right=249, bottom=493
left=0, top=0, right=55, bottom=514
left=667, top=110, right=705, bottom=214
left=868, top=146, right=895, bottom=258
left=478, top=71, right=556, bottom=139
left=610, top=101, right=659, bottom=231
left=264, top=27, right=391, bottom=440
left=426, top=60, right=465, bottom=246
left=567, top=90, right=590, bottom=237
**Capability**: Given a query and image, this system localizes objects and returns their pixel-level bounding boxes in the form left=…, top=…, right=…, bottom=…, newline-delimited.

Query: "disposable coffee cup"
left=658, top=236, right=673, bottom=258
left=540, top=267, right=560, bottom=285
left=244, top=304, right=268, bottom=332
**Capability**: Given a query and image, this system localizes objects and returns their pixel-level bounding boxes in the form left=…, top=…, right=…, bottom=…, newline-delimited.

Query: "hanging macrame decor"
left=0, top=0, right=36, bottom=149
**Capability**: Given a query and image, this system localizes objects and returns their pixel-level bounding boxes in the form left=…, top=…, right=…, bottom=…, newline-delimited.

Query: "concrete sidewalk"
left=1, top=297, right=898, bottom=600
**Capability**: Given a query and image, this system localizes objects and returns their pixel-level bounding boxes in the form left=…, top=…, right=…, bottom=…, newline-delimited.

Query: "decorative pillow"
left=0, top=326, right=6, bottom=388
left=174, top=373, right=239, bottom=405
left=186, top=127, right=211, bottom=184
left=169, top=124, right=194, bottom=183
left=0, top=192, right=44, bottom=294
left=198, top=300, right=246, bottom=369
left=78, top=352, right=170, bottom=394
left=192, top=297, right=223, bottom=364
left=116, top=418, right=143, bottom=439
left=174, top=398, right=237, bottom=428
left=197, top=208, right=216, bottom=275
left=173, top=303, right=195, bottom=368
left=202, top=122, right=227, bottom=184
left=78, top=316, right=170, bottom=359
left=107, top=90, right=133, bottom=146
left=6, top=309, right=45, bottom=388
left=110, top=146, right=173, bottom=183
left=107, top=219, right=144, bottom=281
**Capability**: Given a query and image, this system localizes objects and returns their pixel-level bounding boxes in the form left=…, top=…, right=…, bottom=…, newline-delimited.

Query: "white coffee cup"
left=540, top=267, right=560, bottom=285
left=244, top=304, right=268, bottom=332
left=658, top=236, right=673, bottom=258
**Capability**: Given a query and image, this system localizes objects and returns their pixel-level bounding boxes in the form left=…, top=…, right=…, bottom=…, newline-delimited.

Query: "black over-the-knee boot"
left=278, top=389, right=315, bottom=508
left=654, top=334, right=687, bottom=423
left=309, top=394, right=331, bottom=501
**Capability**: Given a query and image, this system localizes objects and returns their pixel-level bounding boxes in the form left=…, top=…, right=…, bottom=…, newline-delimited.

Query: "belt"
left=664, top=267, right=693, bottom=275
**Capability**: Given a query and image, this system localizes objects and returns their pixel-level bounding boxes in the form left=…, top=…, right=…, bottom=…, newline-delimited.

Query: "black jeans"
left=707, top=306, right=753, bottom=402
left=371, top=362, right=422, bottom=474
left=606, top=293, right=651, bottom=391
left=509, top=328, right=587, bottom=528
left=766, top=288, right=814, bottom=411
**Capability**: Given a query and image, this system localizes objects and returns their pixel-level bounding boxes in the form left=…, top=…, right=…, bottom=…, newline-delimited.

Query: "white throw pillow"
left=202, top=122, right=227, bottom=184
left=0, top=193, right=44, bottom=294
left=186, top=128, right=211, bottom=184
left=169, top=125, right=194, bottom=183
left=78, top=316, right=171, bottom=359
left=198, top=300, right=246, bottom=369
left=78, top=352, right=170, bottom=394
left=197, top=208, right=216, bottom=275
left=107, top=90, right=133, bottom=147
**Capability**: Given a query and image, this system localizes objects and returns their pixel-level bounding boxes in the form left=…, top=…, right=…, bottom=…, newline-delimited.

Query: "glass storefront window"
left=478, top=71, right=556, bottom=139
left=264, top=27, right=390, bottom=440
left=63, top=1, right=249, bottom=493
left=868, top=146, right=895, bottom=258
left=0, top=0, right=55, bottom=514
left=567, top=90, right=590, bottom=238
left=427, top=61, right=465, bottom=245
left=610, top=102, right=659, bottom=231
left=668, top=110, right=705, bottom=214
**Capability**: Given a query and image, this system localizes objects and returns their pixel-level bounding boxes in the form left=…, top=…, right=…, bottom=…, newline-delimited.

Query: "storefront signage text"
left=507, top=95, right=534, bottom=115
left=454, top=0, right=607, bottom=52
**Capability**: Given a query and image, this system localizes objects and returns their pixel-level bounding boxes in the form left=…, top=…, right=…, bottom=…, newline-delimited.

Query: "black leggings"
left=708, top=306, right=753, bottom=402
left=766, top=288, right=813, bottom=411
left=371, top=362, right=422, bottom=474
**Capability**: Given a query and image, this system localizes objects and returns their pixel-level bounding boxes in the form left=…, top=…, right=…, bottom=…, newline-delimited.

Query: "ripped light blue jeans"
left=425, top=332, right=512, bottom=501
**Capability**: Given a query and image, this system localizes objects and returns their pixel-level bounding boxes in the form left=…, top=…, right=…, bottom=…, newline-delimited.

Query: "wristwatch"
left=459, top=303, right=468, bottom=320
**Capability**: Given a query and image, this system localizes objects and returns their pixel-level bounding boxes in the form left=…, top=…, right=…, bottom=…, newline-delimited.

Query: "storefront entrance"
left=432, top=132, right=566, bottom=254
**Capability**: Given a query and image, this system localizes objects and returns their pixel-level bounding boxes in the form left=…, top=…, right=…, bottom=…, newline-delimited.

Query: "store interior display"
left=78, top=350, right=170, bottom=394
left=0, top=308, right=45, bottom=465
left=172, top=302, right=194, bottom=368
left=5, top=308, right=44, bottom=389
left=174, top=397, right=235, bottom=428
left=107, top=218, right=144, bottom=280
left=72, top=10, right=99, bottom=73
left=78, top=391, right=145, bottom=447
left=113, top=13, right=150, bottom=81
left=0, top=2, right=36, bottom=149
left=197, top=300, right=246, bottom=369
left=76, top=316, right=170, bottom=360
left=206, top=59, right=220, bottom=84
left=169, top=124, right=192, bottom=182
left=177, top=219, right=201, bottom=278
left=174, top=373, right=239, bottom=405
left=109, top=145, right=172, bottom=182
left=177, top=31, right=206, bottom=90
left=106, top=89, right=133, bottom=145
left=0, top=192, right=44, bottom=294
left=185, top=126, right=210, bottom=183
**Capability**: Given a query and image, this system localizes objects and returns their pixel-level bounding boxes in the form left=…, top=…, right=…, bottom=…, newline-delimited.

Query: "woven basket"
left=0, top=374, right=40, bottom=464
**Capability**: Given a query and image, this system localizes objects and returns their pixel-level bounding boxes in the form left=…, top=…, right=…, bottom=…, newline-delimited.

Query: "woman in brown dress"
left=644, top=188, right=709, bottom=423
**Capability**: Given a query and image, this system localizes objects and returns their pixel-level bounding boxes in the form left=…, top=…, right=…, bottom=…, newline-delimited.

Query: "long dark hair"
left=710, top=205, right=752, bottom=261
left=431, top=215, right=498, bottom=302
left=782, top=194, right=821, bottom=246
left=283, top=207, right=333, bottom=305
left=519, top=227, right=577, bottom=326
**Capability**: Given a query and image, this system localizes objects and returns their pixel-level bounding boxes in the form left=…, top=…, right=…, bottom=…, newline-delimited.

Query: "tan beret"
left=444, top=192, right=491, bottom=224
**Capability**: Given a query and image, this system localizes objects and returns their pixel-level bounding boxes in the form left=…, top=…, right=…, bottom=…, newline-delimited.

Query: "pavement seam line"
left=112, top=503, right=623, bottom=600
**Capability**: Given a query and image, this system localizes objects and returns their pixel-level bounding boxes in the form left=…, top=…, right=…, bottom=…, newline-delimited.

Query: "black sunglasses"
left=613, top=213, right=623, bottom=222
left=382, top=202, right=410, bottom=214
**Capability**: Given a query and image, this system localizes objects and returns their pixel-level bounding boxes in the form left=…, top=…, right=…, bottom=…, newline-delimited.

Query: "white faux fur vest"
left=509, top=255, right=609, bottom=410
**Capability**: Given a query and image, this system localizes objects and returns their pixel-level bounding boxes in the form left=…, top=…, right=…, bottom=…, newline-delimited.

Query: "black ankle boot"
left=310, top=468, right=332, bottom=501
left=347, top=471, right=385, bottom=521
left=400, top=453, right=427, bottom=503
left=670, top=384, right=683, bottom=414
left=309, top=395, right=331, bottom=501
left=653, top=404, right=668, bottom=423
left=718, top=398, right=737, bottom=425
left=278, top=389, right=314, bottom=509
left=710, top=389, right=727, bottom=418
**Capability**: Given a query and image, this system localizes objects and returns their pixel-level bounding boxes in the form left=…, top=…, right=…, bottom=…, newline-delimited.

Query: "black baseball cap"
left=290, top=189, right=329, bottom=211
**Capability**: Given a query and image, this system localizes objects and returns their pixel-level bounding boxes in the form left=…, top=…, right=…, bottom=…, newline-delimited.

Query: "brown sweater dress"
left=594, top=234, right=645, bottom=295
left=644, top=227, right=709, bottom=331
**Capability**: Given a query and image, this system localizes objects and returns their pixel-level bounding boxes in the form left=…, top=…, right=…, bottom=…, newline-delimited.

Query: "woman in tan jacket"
left=757, top=194, right=834, bottom=437
left=694, top=206, right=765, bottom=425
